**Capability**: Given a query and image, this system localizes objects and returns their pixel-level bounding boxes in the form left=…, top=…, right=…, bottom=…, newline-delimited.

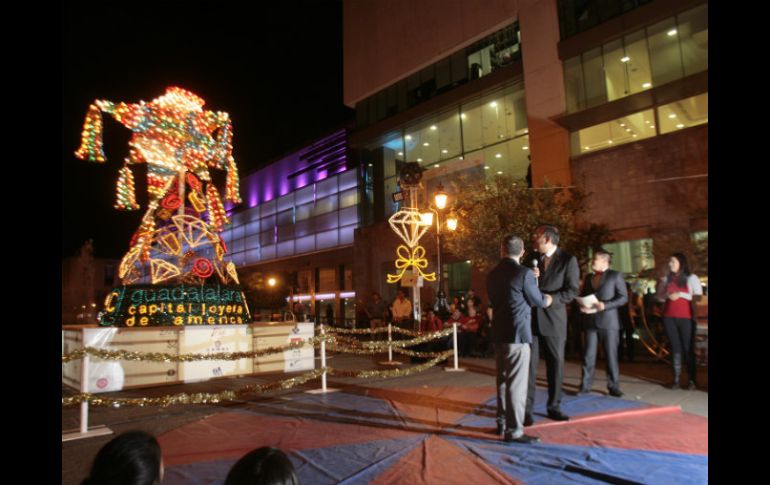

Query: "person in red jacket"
left=422, top=308, right=444, bottom=333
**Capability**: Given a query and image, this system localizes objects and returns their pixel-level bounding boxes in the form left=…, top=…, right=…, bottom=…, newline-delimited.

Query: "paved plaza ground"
left=62, top=352, right=708, bottom=484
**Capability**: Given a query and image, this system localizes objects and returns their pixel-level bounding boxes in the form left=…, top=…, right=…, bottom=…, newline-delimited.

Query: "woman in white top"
left=656, top=253, right=703, bottom=390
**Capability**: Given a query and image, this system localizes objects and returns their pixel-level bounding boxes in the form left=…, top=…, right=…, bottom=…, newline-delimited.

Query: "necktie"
left=543, top=255, right=551, bottom=272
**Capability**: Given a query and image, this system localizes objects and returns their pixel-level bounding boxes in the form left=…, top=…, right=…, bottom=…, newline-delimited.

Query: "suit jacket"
left=581, top=269, right=628, bottom=330
left=527, top=248, right=580, bottom=337
left=486, top=258, right=549, bottom=344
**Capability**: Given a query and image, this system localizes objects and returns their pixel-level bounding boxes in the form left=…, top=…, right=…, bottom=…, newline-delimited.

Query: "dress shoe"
left=669, top=382, right=681, bottom=390
left=608, top=388, right=624, bottom=398
left=523, top=414, right=534, bottom=426
left=687, top=381, right=696, bottom=390
left=547, top=410, right=570, bottom=421
left=504, top=433, right=540, bottom=444
left=495, top=423, right=505, bottom=436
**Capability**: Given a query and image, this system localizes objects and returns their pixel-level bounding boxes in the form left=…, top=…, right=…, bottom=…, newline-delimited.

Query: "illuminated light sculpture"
left=75, top=87, right=251, bottom=326
left=386, top=162, right=436, bottom=324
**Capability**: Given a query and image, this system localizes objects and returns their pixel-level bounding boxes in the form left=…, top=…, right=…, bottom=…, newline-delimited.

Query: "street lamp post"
left=421, top=183, right=456, bottom=314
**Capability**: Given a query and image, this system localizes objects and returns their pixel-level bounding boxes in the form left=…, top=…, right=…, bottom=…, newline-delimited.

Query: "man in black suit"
left=577, top=249, right=628, bottom=397
left=487, top=235, right=552, bottom=444
left=525, top=225, right=580, bottom=424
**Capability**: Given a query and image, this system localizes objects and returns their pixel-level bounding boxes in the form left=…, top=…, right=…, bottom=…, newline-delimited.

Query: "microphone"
left=532, top=258, right=539, bottom=281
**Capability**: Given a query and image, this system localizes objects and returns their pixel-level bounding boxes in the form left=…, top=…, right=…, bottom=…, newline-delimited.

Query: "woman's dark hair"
left=668, top=252, right=691, bottom=287
left=225, top=447, right=298, bottom=485
left=81, top=431, right=162, bottom=485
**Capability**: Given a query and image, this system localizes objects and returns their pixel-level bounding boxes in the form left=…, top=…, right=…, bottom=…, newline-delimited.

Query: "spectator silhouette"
left=325, top=303, right=334, bottom=326
left=225, top=447, right=298, bottom=485
left=81, top=431, right=163, bottom=485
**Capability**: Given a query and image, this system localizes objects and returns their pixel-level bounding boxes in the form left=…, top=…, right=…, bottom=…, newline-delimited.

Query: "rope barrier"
left=62, top=350, right=453, bottom=408
left=62, top=325, right=457, bottom=414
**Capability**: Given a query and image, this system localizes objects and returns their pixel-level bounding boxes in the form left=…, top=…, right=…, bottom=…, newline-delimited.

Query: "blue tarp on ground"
left=448, top=436, right=708, bottom=485
left=456, top=389, right=649, bottom=429
left=163, top=435, right=427, bottom=485
left=161, top=386, right=706, bottom=485
left=237, top=391, right=408, bottom=428
left=293, top=435, right=427, bottom=484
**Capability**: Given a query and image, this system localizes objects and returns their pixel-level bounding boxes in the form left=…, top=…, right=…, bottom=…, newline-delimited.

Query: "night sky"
left=62, top=1, right=353, bottom=259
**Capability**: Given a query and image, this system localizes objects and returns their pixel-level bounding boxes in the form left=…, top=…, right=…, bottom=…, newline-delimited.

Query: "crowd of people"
left=351, top=223, right=703, bottom=445
left=484, top=225, right=704, bottom=445
left=81, top=431, right=298, bottom=485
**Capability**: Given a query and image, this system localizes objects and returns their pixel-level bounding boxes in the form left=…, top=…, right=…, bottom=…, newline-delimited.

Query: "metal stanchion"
left=307, top=324, right=339, bottom=394
left=444, top=322, right=465, bottom=372
left=379, top=322, right=403, bottom=366
left=62, top=352, right=113, bottom=442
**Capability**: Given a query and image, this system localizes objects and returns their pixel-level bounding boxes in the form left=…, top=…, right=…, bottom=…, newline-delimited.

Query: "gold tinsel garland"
left=323, top=326, right=430, bottom=338
left=321, top=326, right=392, bottom=335
left=61, top=335, right=335, bottom=363
left=62, top=327, right=453, bottom=364
left=328, top=351, right=452, bottom=378
left=62, top=351, right=452, bottom=408
left=62, top=368, right=325, bottom=407
left=392, top=348, right=447, bottom=358
left=326, top=343, right=446, bottom=358
left=390, top=327, right=433, bottom=337
left=326, top=330, right=453, bottom=357
left=344, top=328, right=453, bottom=350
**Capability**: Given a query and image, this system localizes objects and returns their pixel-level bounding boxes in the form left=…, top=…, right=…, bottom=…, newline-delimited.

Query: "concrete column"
left=519, top=0, right=572, bottom=187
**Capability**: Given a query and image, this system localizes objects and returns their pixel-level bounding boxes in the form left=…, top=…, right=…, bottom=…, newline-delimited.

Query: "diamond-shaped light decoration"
left=388, top=209, right=431, bottom=248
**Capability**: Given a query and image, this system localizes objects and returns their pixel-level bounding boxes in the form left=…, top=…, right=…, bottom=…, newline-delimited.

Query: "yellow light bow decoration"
left=386, top=244, right=437, bottom=283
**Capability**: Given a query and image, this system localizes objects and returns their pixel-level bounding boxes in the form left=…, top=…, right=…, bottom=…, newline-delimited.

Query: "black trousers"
left=526, top=333, right=566, bottom=416
left=581, top=328, right=620, bottom=392
left=663, top=316, right=697, bottom=381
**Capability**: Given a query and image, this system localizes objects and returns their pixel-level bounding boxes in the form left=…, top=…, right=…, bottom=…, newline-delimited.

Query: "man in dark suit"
left=525, top=225, right=580, bottom=424
left=577, top=249, right=628, bottom=397
left=487, top=235, right=552, bottom=444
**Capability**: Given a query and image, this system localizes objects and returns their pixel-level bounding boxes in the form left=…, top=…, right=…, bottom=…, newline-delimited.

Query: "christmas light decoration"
left=386, top=164, right=436, bottom=284
left=386, top=245, right=436, bottom=283
left=75, top=86, right=242, bottom=229
left=206, top=184, right=230, bottom=232
left=74, top=87, right=251, bottom=326
left=115, top=165, right=140, bottom=210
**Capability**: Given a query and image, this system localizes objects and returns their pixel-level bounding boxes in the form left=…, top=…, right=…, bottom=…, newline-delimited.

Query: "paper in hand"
left=576, top=294, right=599, bottom=313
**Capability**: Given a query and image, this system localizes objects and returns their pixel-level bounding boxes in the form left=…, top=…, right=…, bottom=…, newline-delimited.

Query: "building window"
left=361, top=83, right=530, bottom=223
left=582, top=47, right=607, bottom=109
left=571, top=109, right=656, bottom=155
left=564, top=4, right=708, bottom=113
left=460, top=84, right=527, bottom=152
left=223, top=169, right=359, bottom=264
left=678, top=4, right=708, bottom=75
left=558, top=0, right=653, bottom=40
left=657, top=93, right=708, bottom=134
left=405, top=108, right=462, bottom=166
left=647, top=17, right=683, bottom=86
left=600, top=238, right=655, bottom=276
left=355, top=23, right=520, bottom=129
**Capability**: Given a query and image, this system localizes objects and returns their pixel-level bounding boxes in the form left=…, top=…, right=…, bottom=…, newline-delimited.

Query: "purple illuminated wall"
left=226, top=129, right=350, bottom=212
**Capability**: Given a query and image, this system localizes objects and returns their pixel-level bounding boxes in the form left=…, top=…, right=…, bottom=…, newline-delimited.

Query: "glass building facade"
left=221, top=130, right=359, bottom=266
left=563, top=3, right=707, bottom=113
left=570, top=91, right=707, bottom=154
left=355, top=23, right=521, bottom=129
left=361, top=82, right=530, bottom=221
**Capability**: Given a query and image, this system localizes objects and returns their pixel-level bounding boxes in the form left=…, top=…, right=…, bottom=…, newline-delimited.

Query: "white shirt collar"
left=544, top=247, right=557, bottom=258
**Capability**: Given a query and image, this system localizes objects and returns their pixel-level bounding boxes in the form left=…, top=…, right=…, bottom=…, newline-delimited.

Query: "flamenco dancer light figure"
left=75, top=87, right=244, bottom=287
